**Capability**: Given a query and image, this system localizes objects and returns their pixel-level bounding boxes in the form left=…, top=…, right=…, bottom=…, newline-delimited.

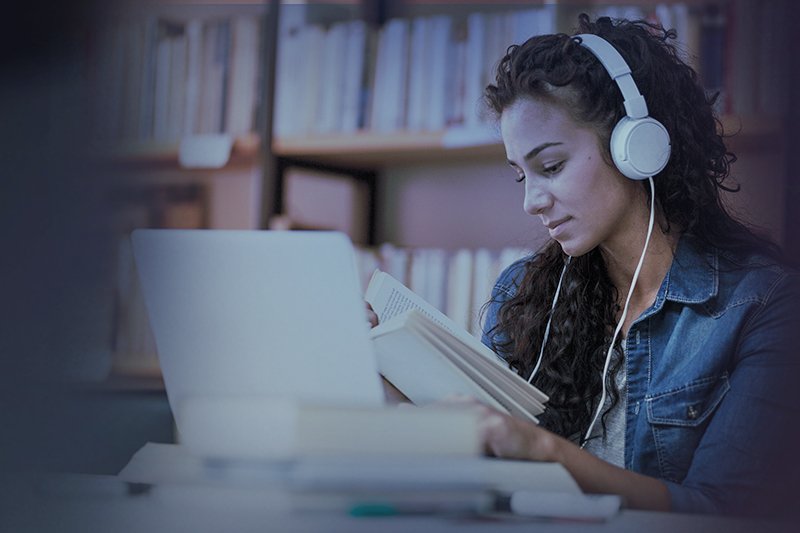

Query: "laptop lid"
left=131, top=229, right=385, bottom=443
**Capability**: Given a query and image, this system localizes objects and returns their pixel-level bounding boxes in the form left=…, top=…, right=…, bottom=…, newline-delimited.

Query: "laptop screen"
left=131, top=229, right=385, bottom=444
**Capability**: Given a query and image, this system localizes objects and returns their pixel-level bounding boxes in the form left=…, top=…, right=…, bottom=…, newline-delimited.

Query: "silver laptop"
left=131, top=230, right=385, bottom=451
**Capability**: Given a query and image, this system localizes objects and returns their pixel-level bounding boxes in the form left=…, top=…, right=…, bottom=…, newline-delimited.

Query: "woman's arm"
left=474, top=401, right=671, bottom=511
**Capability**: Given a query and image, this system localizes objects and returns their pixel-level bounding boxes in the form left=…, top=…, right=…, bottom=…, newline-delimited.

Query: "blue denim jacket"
left=481, top=235, right=800, bottom=516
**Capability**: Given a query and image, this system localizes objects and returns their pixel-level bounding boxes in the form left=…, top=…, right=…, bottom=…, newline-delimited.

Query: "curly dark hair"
left=482, top=14, right=781, bottom=443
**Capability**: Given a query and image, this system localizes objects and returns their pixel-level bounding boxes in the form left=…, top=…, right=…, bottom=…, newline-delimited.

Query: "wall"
left=721, top=143, right=786, bottom=245
left=379, top=159, right=549, bottom=251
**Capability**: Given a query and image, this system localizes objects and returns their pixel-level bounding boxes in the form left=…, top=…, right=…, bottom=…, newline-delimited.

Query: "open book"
left=365, top=270, right=548, bottom=424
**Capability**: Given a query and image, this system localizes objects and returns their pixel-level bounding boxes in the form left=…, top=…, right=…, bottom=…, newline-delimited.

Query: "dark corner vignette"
left=1, top=0, right=121, bottom=485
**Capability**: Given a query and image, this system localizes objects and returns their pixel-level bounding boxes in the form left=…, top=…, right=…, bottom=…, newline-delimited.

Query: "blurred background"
left=1, top=0, right=797, bottom=476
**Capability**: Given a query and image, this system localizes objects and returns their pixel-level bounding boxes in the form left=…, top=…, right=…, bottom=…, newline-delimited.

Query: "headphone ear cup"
left=610, top=117, right=672, bottom=180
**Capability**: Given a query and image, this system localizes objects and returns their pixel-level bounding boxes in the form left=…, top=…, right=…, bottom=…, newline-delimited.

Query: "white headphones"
left=576, top=34, right=671, bottom=180
left=529, top=34, right=665, bottom=445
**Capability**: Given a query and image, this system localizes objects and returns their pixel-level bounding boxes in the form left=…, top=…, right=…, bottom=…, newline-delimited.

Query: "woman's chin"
left=556, top=239, right=592, bottom=258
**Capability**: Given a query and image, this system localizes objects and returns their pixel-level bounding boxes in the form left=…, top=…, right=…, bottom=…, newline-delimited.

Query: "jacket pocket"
left=645, top=374, right=730, bottom=482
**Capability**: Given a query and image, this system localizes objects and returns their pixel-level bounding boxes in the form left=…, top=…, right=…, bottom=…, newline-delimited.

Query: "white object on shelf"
left=441, top=125, right=500, bottom=148
left=178, top=134, right=233, bottom=169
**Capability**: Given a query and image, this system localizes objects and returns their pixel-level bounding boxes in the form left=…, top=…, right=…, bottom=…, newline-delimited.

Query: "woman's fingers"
left=365, top=302, right=379, bottom=328
left=381, top=376, right=411, bottom=404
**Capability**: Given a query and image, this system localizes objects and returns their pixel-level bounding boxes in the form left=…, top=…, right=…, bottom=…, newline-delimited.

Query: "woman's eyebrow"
left=507, top=142, right=564, bottom=166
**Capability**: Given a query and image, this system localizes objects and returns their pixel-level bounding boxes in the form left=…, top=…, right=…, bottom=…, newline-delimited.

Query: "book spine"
left=225, top=16, right=260, bottom=136
left=183, top=19, right=203, bottom=137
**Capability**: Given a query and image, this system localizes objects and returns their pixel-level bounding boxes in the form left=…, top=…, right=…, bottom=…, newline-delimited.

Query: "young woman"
left=473, top=14, right=799, bottom=517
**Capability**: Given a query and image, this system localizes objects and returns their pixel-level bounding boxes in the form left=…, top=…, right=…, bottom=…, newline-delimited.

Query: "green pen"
left=349, top=503, right=406, bottom=517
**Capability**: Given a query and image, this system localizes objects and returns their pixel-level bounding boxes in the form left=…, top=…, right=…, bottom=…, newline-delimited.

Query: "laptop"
left=131, top=230, right=386, bottom=455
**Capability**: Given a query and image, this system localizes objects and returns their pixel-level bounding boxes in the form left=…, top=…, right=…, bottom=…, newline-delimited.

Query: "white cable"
left=528, top=255, right=572, bottom=384
left=582, top=177, right=656, bottom=445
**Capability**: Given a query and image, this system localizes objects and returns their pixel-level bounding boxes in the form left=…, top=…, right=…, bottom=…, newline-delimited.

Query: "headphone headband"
left=573, top=33, right=671, bottom=180
left=575, top=34, right=648, bottom=119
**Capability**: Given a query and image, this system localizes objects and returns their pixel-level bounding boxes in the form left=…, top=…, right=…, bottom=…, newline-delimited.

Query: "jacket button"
left=687, top=405, right=699, bottom=420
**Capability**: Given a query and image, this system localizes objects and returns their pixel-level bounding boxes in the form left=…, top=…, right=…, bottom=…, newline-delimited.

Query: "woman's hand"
left=442, top=397, right=670, bottom=511
left=365, top=302, right=379, bottom=328
left=440, top=396, right=561, bottom=462
left=363, top=303, right=410, bottom=404
left=480, top=405, right=561, bottom=461
left=381, top=376, right=411, bottom=404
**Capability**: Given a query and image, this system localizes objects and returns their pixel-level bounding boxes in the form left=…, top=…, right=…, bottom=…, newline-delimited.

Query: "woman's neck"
left=600, top=221, right=679, bottom=308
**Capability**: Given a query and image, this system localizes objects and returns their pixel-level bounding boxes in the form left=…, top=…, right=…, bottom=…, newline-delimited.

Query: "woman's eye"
left=542, top=161, right=565, bottom=176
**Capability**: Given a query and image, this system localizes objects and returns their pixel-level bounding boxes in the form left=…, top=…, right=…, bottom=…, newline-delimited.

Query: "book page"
left=365, top=270, right=454, bottom=331
left=414, top=322, right=539, bottom=424
left=367, top=270, right=522, bottom=374
left=370, top=318, right=506, bottom=413
left=421, top=314, right=548, bottom=408
left=406, top=311, right=543, bottom=422
left=366, top=271, right=548, bottom=413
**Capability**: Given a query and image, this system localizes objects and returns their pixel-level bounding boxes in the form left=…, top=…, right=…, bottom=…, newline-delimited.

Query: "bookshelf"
left=268, top=0, right=791, bottom=250
left=87, top=0, right=277, bottom=380
left=90, top=1, right=270, bottom=164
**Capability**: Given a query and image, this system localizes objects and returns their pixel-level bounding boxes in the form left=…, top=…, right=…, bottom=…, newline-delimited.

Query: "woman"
left=474, top=14, right=799, bottom=516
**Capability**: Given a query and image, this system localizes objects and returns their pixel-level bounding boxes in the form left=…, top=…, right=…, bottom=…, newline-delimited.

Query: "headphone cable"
left=582, top=176, right=656, bottom=445
left=528, top=255, right=572, bottom=384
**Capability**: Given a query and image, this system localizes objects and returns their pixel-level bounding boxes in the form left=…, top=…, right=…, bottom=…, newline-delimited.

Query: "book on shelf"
left=406, top=16, right=429, bottom=132
left=91, top=11, right=262, bottom=146
left=365, top=270, right=548, bottom=425
left=318, top=22, right=348, bottom=134
left=471, top=248, right=495, bottom=334
left=447, top=248, right=473, bottom=331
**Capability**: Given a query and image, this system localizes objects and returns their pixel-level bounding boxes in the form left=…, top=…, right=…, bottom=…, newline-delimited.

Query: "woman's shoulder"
left=710, top=240, right=799, bottom=311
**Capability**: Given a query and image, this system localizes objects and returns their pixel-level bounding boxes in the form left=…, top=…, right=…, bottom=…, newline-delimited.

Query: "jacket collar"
left=658, top=234, right=719, bottom=306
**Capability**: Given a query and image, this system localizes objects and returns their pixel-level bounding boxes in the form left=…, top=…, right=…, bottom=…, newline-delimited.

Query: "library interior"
left=2, top=0, right=798, bottom=531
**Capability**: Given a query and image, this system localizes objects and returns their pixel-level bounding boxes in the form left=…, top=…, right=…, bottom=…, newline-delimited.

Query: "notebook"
left=131, top=230, right=387, bottom=455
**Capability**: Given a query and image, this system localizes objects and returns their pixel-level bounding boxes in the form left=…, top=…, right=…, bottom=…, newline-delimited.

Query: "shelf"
left=273, top=115, right=785, bottom=168
left=273, top=129, right=505, bottom=168
left=92, top=133, right=262, bottom=170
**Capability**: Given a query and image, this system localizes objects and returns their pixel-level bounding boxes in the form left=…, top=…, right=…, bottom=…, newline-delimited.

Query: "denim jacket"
left=481, top=235, right=800, bottom=516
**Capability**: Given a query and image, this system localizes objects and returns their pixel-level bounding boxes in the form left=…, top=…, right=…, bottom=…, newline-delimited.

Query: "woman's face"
left=500, top=97, right=644, bottom=257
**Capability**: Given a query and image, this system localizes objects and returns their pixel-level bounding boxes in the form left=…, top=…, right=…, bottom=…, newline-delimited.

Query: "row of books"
left=91, top=14, right=262, bottom=145
left=651, top=0, right=788, bottom=116
left=273, top=5, right=557, bottom=138
left=274, top=1, right=786, bottom=140
left=554, top=2, right=789, bottom=116
left=356, top=244, right=532, bottom=337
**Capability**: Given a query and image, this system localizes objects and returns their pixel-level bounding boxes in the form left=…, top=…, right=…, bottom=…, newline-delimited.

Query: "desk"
left=1, top=474, right=793, bottom=533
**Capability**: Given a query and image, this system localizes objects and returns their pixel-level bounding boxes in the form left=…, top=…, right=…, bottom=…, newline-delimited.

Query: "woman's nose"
left=524, top=186, right=553, bottom=215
